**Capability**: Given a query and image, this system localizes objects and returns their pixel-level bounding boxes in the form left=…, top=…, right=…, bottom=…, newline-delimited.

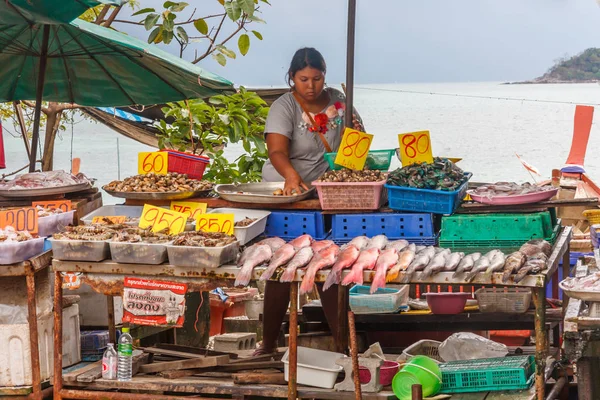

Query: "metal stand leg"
left=533, top=287, right=547, bottom=400
left=336, top=285, right=349, bottom=354
left=53, top=272, right=63, bottom=400
left=26, top=269, right=41, bottom=400
left=288, top=282, right=298, bottom=400
left=348, top=311, right=362, bottom=400
left=411, top=384, right=423, bottom=400
left=107, top=295, right=116, bottom=344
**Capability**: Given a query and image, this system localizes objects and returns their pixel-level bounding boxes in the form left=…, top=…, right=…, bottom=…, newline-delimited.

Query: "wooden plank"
left=228, top=352, right=283, bottom=364
left=160, top=361, right=284, bottom=379
left=125, top=197, right=323, bottom=210
left=232, top=372, right=287, bottom=385
left=63, top=361, right=102, bottom=383
left=138, top=355, right=229, bottom=374
left=448, top=394, right=488, bottom=400
left=484, top=386, right=535, bottom=400
left=140, top=347, right=209, bottom=359
left=76, top=364, right=102, bottom=383
left=151, top=344, right=239, bottom=359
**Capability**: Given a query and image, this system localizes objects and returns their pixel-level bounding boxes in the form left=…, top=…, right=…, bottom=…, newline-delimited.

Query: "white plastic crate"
left=475, top=288, right=532, bottom=314
left=0, top=238, right=45, bottom=265
left=49, top=238, right=110, bottom=262
left=349, top=285, right=409, bottom=314
left=62, top=304, right=81, bottom=368
left=207, top=208, right=270, bottom=245
left=81, top=205, right=143, bottom=224
left=282, top=347, right=345, bottom=389
left=38, top=211, right=75, bottom=237
left=398, top=339, right=443, bottom=363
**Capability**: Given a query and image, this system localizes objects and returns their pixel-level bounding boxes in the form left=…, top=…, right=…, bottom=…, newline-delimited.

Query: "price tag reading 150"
left=138, top=152, right=168, bottom=175
left=334, top=128, right=373, bottom=171
left=139, top=205, right=186, bottom=235
left=195, top=214, right=234, bottom=235
left=397, top=130, right=434, bottom=167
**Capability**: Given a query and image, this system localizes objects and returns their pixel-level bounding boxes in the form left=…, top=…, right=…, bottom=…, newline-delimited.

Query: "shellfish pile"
left=0, top=227, right=34, bottom=242
left=387, top=158, right=466, bottom=191
left=52, top=225, right=123, bottom=241
left=316, top=169, right=386, bottom=183
left=104, top=173, right=213, bottom=193
left=112, top=227, right=173, bottom=244
left=173, top=231, right=237, bottom=247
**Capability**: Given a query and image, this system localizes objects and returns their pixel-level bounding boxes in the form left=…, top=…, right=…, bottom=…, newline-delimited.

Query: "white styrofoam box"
left=38, top=211, right=75, bottom=237
left=282, top=346, right=345, bottom=389
left=0, top=238, right=45, bottom=265
left=81, top=205, right=143, bottom=224
left=0, top=312, right=53, bottom=387
left=71, top=285, right=123, bottom=327
left=207, top=208, right=271, bottom=245
left=62, top=304, right=81, bottom=368
left=0, top=271, right=51, bottom=324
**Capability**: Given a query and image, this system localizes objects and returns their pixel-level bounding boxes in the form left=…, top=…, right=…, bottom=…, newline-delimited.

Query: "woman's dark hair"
left=286, top=47, right=326, bottom=86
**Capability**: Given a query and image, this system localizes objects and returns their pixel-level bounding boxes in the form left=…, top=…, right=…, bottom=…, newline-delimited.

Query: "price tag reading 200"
left=334, top=128, right=373, bottom=171
left=195, top=214, right=234, bottom=235
left=139, top=205, right=186, bottom=235
left=397, top=130, right=434, bottom=167
left=0, top=207, right=38, bottom=234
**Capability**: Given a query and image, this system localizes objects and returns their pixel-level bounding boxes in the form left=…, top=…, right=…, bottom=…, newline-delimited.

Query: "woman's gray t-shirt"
left=261, top=88, right=361, bottom=184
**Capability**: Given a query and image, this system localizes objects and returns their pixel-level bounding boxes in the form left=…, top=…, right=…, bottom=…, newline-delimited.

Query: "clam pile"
left=173, top=231, right=237, bottom=247
left=104, top=173, right=213, bottom=193
left=317, top=169, right=386, bottom=183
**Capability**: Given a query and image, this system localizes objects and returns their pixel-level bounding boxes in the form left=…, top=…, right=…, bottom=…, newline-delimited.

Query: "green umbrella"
left=0, top=1, right=234, bottom=172
left=1, top=0, right=124, bottom=24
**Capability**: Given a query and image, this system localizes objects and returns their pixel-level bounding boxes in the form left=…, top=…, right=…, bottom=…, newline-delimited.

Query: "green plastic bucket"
left=392, top=355, right=442, bottom=400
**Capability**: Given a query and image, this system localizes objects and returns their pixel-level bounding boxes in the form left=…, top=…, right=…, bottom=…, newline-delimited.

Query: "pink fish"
left=280, top=247, right=314, bottom=282
left=260, top=243, right=296, bottom=281
left=311, top=240, right=334, bottom=252
left=289, top=234, right=313, bottom=249
left=323, top=244, right=360, bottom=291
left=370, top=248, right=399, bottom=293
left=300, top=245, right=340, bottom=294
left=237, top=237, right=285, bottom=266
left=235, top=244, right=272, bottom=287
left=341, top=248, right=380, bottom=286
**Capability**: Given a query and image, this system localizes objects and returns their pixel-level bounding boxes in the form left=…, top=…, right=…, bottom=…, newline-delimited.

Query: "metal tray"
left=215, top=182, right=315, bottom=204
left=103, top=187, right=212, bottom=200
left=559, top=280, right=600, bottom=302
left=0, top=182, right=92, bottom=198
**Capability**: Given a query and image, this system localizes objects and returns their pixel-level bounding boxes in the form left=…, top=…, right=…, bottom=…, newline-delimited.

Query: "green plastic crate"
left=324, top=149, right=394, bottom=171
left=440, top=355, right=535, bottom=394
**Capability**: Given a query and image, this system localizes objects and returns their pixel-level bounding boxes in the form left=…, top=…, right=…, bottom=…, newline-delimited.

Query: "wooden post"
left=411, top=384, right=423, bottom=400
left=107, top=295, right=116, bottom=345
left=533, top=287, right=547, bottom=400
left=344, top=0, right=357, bottom=128
left=336, top=285, right=349, bottom=354
left=26, top=267, right=41, bottom=399
left=348, top=311, right=362, bottom=400
left=288, top=283, right=298, bottom=400
left=53, top=271, right=64, bottom=400
left=29, top=25, right=50, bottom=172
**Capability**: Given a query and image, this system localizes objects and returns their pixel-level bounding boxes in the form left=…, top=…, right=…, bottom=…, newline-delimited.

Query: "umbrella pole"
left=344, top=0, right=357, bottom=129
left=29, top=25, right=50, bottom=172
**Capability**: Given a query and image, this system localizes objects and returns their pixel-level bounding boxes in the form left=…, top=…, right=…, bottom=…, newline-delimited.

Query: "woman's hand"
left=352, top=114, right=364, bottom=131
left=284, top=172, right=309, bottom=196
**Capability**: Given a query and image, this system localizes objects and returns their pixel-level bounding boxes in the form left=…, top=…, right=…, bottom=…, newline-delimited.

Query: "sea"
left=3, top=81, right=600, bottom=205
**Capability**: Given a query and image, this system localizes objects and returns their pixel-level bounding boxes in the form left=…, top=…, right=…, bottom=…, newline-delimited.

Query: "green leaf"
left=251, top=30, right=263, bottom=40
left=163, top=14, right=175, bottom=31
left=170, top=2, right=189, bottom=12
left=213, top=53, right=227, bottom=66
left=163, top=29, right=174, bottom=44
left=132, top=7, right=155, bottom=16
left=237, top=0, right=255, bottom=16
left=193, top=18, right=208, bottom=35
left=144, top=13, right=160, bottom=30
left=163, top=1, right=176, bottom=8
left=217, top=45, right=236, bottom=59
left=147, top=26, right=161, bottom=43
left=176, top=27, right=188, bottom=43
left=246, top=14, right=265, bottom=23
left=224, top=0, right=242, bottom=21
left=238, top=34, right=250, bottom=56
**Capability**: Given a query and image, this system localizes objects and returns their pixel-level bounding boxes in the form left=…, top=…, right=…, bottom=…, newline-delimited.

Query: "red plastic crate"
left=161, top=150, right=209, bottom=180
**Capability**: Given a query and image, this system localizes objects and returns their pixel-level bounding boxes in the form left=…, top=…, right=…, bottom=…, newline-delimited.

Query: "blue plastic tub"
left=265, top=211, right=330, bottom=240
left=331, top=213, right=435, bottom=241
left=385, top=173, right=472, bottom=215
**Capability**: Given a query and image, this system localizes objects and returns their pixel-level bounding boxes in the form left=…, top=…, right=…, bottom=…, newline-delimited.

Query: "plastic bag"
left=438, top=332, right=508, bottom=362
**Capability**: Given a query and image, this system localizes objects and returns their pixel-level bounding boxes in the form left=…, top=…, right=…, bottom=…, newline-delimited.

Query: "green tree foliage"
left=541, top=48, right=600, bottom=82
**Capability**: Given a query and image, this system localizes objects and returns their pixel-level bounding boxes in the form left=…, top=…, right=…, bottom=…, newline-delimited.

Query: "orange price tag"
left=195, top=213, right=234, bottom=235
left=92, top=216, right=127, bottom=224
left=170, top=201, right=207, bottom=220
left=138, top=152, right=168, bottom=175
left=0, top=207, right=38, bottom=235
left=334, top=128, right=373, bottom=170
left=139, top=204, right=186, bottom=234
left=32, top=200, right=72, bottom=212
left=398, top=130, right=434, bottom=166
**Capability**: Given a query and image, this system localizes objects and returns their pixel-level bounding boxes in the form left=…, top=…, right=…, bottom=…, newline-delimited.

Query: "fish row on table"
left=233, top=235, right=553, bottom=293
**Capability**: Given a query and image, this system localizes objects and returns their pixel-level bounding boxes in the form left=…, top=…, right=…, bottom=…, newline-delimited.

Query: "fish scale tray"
left=440, top=355, right=535, bottom=394
left=331, top=213, right=435, bottom=241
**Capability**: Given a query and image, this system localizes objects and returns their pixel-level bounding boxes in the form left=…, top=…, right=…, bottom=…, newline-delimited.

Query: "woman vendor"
left=255, top=47, right=364, bottom=355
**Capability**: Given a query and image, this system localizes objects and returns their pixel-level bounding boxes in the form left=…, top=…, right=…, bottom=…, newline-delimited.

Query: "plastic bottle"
left=101, top=343, right=117, bottom=380
left=117, top=327, right=133, bottom=381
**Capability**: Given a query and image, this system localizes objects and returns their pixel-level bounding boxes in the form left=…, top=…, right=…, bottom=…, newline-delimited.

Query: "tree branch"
left=103, top=5, right=123, bottom=28
left=95, top=5, right=111, bottom=25
left=193, top=14, right=227, bottom=64
left=21, top=100, right=50, bottom=115
left=112, top=13, right=225, bottom=27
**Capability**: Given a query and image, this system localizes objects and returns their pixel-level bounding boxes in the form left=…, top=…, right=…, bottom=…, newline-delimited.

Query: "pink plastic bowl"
left=359, top=360, right=400, bottom=386
left=424, top=292, right=471, bottom=315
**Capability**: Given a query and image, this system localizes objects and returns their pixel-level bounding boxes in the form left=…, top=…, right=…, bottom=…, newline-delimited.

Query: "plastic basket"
left=324, top=149, right=395, bottom=171
left=583, top=209, right=600, bottom=225
left=312, top=180, right=387, bottom=211
left=161, top=150, right=209, bottom=180
left=331, top=213, right=434, bottom=241
left=440, top=355, right=535, bottom=393
left=400, top=340, right=443, bottom=363
left=265, top=211, right=330, bottom=240
left=80, top=330, right=109, bottom=353
left=385, top=173, right=472, bottom=215
left=475, top=288, right=532, bottom=313
left=349, top=285, right=409, bottom=314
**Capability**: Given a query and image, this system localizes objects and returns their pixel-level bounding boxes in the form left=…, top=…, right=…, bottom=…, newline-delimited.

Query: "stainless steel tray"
left=103, top=187, right=213, bottom=200
left=215, top=182, right=315, bottom=204
left=0, top=182, right=92, bottom=198
left=559, top=280, right=600, bottom=302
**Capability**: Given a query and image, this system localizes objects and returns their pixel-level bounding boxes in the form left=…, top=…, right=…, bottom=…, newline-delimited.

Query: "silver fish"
left=386, top=239, right=409, bottom=253
left=420, top=249, right=450, bottom=280
left=346, top=236, right=371, bottom=250
left=280, top=247, right=314, bottom=282
left=368, top=235, right=388, bottom=250
left=483, top=252, right=506, bottom=280
left=443, top=252, right=464, bottom=272
left=453, top=254, right=475, bottom=278
left=464, top=256, right=491, bottom=282
left=403, top=252, right=432, bottom=283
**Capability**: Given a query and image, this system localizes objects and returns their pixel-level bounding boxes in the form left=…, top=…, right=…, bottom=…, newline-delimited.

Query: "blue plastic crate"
left=331, top=213, right=435, bottom=241
left=265, top=211, right=330, bottom=240
left=546, top=252, right=592, bottom=300
left=385, top=173, right=472, bottom=215
left=331, top=235, right=438, bottom=246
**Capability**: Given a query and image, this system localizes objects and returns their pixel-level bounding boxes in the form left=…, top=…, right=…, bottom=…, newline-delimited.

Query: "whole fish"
left=484, top=249, right=502, bottom=260
left=386, top=239, right=409, bottom=253
left=300, top=245, right=340, bottom=294
left=370, top=248, right=399, bottom=293
left=386, top=244, right=416, bottom=282
left=311, top=240, right=334, bottom=252
left=347, top=236, right=370, bottom=250
left=260, top=244, right=297, bottom=281
left=323, top=244, right=361, bottom=291
left=453, top=254, right=475, bottom=278
left=520, top=239, right=552, bottom=257
left=483, top=252, right=506, bottom=280
left=402, top=251, right=432, bottom=283
left=238, top=237, right=284, bottom=266
left=415, top=245, right=426, bottom=253
left=289, top=234, right=313, bottom=249
left=443, top=252, right=464, bottom=272
left=341, top=248, right=380, bottom=286
left=514, top=259, right=546, bottom=283
left=501, top=251, right=527, bottom=283
left=471, top=252, right=482, bottom=262
left=435, top=247, right=448, bottom=254
left=235, top=244, right=272, bottom=287
left=280, top=247, right=314, bottom=282
left=368, top=235, right=389, bottom=250
left=418, top=246, right=437, bottom=259
left=420, top=249, right=450, bottom=280
left=464, top=256, right=491, bottom=283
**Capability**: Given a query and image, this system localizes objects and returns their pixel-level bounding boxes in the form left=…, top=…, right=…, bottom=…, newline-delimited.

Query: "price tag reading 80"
left=138, top=204, right=186, bottom=235
left=138, top=152, right=168, bottom=175
left=397, top=130, right=434, bottom=166
left=195, top=214, right=234, bottom=235
left=333, top=128, right=374, bottom=171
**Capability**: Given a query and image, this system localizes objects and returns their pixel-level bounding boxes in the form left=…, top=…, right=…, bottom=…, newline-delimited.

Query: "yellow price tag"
left=333, top=128, right=373, bottom=171
left=195, top=213, right=234, bottom=235
left=92, top=216, right=127, bottom=224
left=139, top=204, right=186, bottom=234
left=398, top=131, right=434, bottom=167
left=138, top=152, right=168, bottom=175
left=170, top=201, right=207, bottom=220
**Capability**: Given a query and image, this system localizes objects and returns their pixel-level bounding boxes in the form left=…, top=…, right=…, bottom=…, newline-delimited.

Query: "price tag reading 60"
left=398, top=130, right=434, bottom=167
left=334, top=128, right=373, bottom=171
left=195, top=214, right=234, bottom=235
left=139, top=205, right=186, bottom=235
left=138, top=152, right=168, bottom=175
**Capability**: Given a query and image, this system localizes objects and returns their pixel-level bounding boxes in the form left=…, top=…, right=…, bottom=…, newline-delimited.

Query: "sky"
left=114, top=0, right=600, bottom=86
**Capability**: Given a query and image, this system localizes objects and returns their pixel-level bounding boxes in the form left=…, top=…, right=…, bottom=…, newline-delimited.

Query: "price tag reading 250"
left=139, top=205, right=186, bottom=234
left=334, top=128, right=373, bottom=171
left=138, top=152, right=168, bottom=175
left=398, top=130, right=434, bottom=167
left=195, top=214, right=234, bottom=235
